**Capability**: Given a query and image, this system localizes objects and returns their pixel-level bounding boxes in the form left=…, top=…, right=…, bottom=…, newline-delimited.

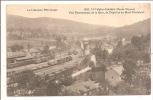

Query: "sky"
left=7, top=3, right=151, bottom=27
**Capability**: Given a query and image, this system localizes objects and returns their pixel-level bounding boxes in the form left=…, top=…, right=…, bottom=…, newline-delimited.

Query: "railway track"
left=7, top=55, right=83, bottom=78
left=34, top=57, right=82, bottom=76
left=7, top=62, right=49, bottom=73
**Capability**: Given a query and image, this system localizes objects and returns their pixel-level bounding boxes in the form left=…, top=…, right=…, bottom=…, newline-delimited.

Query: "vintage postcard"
left=1, top=1, right=152, bottom=99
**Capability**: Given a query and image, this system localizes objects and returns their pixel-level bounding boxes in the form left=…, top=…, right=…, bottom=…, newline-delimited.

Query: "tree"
left=142, top=53, right=150, bottom=63
left=131, top=35, right=143, bottom=50
left=116, top=40, right=123, bottom=48
left=123, top=44, right=140, bottom=61
left=102, top=49, right=109, bottom=61
left=113, top=81, right=131, bottom=95
left=145, top=77, right=151, bottom=94
left=9, top=70, right=48, bottom=96
left=14, top=70, right=36, bottom=89
left=111, top=41, right=142, bottom=62
left=110, top=47, right=124, bottom=61
left=91, top=46, right=109, bottom=61
left=41, top=45, right=50, bottom=55
left=121, top=59, right=137, bottom=85
left=46, top=80, right=63, bottom=96
left=27, top=43, right=32, bottom=51
left=10, top=44, right=24, bottom=52
left=53, top=34, right=67, bottom=52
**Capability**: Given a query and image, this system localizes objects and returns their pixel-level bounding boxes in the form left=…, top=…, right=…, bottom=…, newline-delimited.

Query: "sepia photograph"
left=5, top=3, right=151, bottom=96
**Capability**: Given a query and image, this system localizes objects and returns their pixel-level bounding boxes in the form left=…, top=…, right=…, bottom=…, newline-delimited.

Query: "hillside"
left=7, top=15, right=114, bottom=38
left=7, top=15, right=150, bottom=39
left=114, top=18, right=151, bottom=39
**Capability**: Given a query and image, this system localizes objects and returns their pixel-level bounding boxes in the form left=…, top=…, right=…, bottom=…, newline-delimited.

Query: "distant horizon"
left=7, top=14, right=150, bottom=28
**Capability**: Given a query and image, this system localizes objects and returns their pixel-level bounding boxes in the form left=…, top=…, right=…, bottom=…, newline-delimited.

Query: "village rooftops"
left=105, top=63, right=124, bottom=87
left=29, top=48, right=40, bottom=53
left=64, top=80, right=100, bottom=94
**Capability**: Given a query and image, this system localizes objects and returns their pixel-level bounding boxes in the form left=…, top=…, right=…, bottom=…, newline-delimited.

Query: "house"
left=49, top=46, right=56, bottom=50
left=73, top=54, right=96, bottom=81
left=122, top=38, right=131, bottom=46
left=63, top=80, right=100, bottom=95
left=105, top=69, right=122, bottom=87
left=105, top=64, right=123, bottom=87
left=28, top=48, right=41, bottom=56
left=80, top=39, right=90, bottom=56
left=101, top=43, right=114, bottom=54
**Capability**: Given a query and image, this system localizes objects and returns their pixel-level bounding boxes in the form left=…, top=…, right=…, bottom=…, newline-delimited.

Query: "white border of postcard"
left=1, top=1, right=153, bottom=100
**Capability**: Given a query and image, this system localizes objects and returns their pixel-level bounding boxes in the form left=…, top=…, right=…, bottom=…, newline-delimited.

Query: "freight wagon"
left=48, top=56, right=72, bottom=66
left=7, top=56, right=34, bottom=68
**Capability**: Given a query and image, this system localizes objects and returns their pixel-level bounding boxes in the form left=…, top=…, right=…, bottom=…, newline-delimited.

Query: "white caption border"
left=1, top=1, right=153, bottom=100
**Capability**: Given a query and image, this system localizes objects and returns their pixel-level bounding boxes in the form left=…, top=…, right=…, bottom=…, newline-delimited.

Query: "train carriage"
left=48, top=56, right=73, bottom=66
left=7, top=56, right=34, bottom=68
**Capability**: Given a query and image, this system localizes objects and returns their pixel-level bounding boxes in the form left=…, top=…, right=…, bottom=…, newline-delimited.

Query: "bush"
left=10, top=44, right=24, bottom=52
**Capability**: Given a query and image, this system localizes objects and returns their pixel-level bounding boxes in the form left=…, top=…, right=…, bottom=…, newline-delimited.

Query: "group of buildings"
left=8, top=35, right=144, bottom=95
